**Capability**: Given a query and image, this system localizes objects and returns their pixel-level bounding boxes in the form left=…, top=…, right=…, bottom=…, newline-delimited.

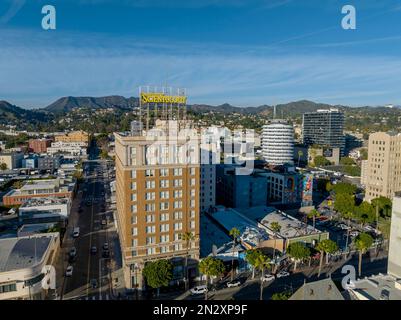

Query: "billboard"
left=301, top=174, right=314, bottom=207
left=140, top=92, right=187, bottom=104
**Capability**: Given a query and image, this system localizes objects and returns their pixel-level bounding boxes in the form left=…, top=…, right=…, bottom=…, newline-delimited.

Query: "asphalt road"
left=56, top=151, right=117, bottom=300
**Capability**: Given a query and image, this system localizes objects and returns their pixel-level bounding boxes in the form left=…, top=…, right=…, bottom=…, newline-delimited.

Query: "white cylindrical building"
left=262, top=120, right=294, bottom=165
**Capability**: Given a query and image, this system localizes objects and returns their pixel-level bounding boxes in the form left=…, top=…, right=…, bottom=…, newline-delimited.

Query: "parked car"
left=350, top=231, right=359, bottom=237
left=226, top=280, right=241, bottom=288
left=101, top=219, right=107, bottom=226
left=364, top=225, right=375, bottom=232
left=338, top=223, right=351, bottom=230
left=73, top=227, right=80, bottom=238
left=91, top=246, right=97, bottom=254
left=102, top=250, right=110, bottom=258
left=261, top=274, right=275, bottom=282
left=65, top=266, right=73, bottom=277
left=276, top=271, right=290, bottom=278
left=103, top=243, right=109, bottom=250
left=190, top=285, right=207, bottom=295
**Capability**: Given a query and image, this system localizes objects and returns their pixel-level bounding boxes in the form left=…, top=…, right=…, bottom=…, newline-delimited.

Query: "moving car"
left=101, top=219, right=107, bottom=226
left=190, top=285, right=207, bottom=295
left=276, top=271, right=290, bottom=278
left=102, top=250, right=110, bottom=258
left=72, top=227, right=80, bottom=238
left=261, top=274, right=275, bottom=282
left=65, top=266, right=73, bottom=277
left=69, top=247, right=77, bottom=257
left=103, top=243, right=109, bottom=250
left=91, top=246, right=97, bottom=254
left=226, top=280, right=241, bottom=288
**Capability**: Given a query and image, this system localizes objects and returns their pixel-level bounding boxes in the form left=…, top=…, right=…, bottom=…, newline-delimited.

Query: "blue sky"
left=1, top=0, right=401, bottom=108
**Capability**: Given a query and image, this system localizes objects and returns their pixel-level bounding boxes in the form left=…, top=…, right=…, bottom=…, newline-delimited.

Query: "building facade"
left=262, top=120, right=294, bottom=165
left=364, top=132, right=401, bottom=202
left=0, top=152, right=23, bottom=170
left=302, top=109, right=345, bottom=155
left=28, top=139, right=52, bottom=154
left=54, top=130, right=89, bottom=145
left=114, top=122, right=200, bottom=291
left=388, top=193, right=401, bottom=279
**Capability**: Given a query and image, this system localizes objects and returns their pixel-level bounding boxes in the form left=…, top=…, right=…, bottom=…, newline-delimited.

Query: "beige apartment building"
left=54, top=130, right=89, bottom=145
left=364, top=132, right=401, bottom=202
left=114, top=121, right=200, bottom=291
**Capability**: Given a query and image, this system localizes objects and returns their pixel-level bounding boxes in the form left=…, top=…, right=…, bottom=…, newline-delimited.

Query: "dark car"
left=102, top=250, right=110, bottom=258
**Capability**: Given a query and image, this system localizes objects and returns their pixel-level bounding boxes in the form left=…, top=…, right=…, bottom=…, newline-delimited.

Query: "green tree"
left=343, top=165, right=361, bottom=177
left=354, top=233, right=374, bottom=276
left=181, top=231, right=195, bottom=291
left=334, top=193, right=355, bottom=215
left=198, top=257, right=225, bottom=300
left=360, top=148, right=368, bottom=160
left=229, top=227, right=241, bottom=281
left=297, top=150, right=303, bottom=166
left=371, top=196, right=392, bottom=223
left=0, top=163, right=7, bottom=171
left=316, top=239, right=338, bottom=277
left=271, top=291, right=292, bottom=300
left=313, top=155, right=331, bottom=167
left=307, top=209, right=320, bottom=230
left=142, top=259, right=173, bottom=297
left=340, top=157, right=355, bottom=165
left=100, top=149, right=109, bottom=159
left=355, top=201, right=375, bottom=227
left=332, top=182, right=357, bottom=195
left=245, top=249, right=261, bottom=279
left=287, top=242, right=311, bottom=272
left=253, top=251, right=271, bottom=300
left=341, top=210, right=355, bottom=256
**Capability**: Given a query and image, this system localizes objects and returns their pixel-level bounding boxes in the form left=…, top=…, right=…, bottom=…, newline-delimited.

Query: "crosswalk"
left=77, top=294, right=112, bottom=300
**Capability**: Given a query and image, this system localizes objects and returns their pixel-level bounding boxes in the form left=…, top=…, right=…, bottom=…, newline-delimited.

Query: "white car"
left=338, top=224, right=350, bottom=230
left=364, top=225, right=375, bottom=232
left=226, top=280, right=241, bottom=288
left=190, top=285, right=207, bottom=295
left=276, top=271, right=290, bottom=278
left=350, top=231, right=359, bottom=237
left=65, top=266, right=73, bottom=277
left=261, top=274, right=275, bottom=282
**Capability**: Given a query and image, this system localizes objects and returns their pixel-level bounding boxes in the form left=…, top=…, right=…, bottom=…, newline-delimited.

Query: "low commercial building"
left=0, top=152, right=23, bottom=170
left=308, top=147, right=341, bottom=166
left=22, top=156, right=38, bottom=169
left=0, top=233, right=60, bottom=300
left=37, top=156, right=62, bottom=172
left=47, top=141, right=87, bottom=158
left=18, top=197, right=71, bottom=224
left=2, top=178, right=75, bottom=206
left=290, top=278, right=344, bottom=300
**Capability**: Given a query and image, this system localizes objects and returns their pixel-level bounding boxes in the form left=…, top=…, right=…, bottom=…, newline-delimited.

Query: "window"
left=146, top=180, right=155, bottom=189
left=145, top=192, right=155, bottom=200
left=146, top=225, right=156, bottom=234
left=160, top=246, right=169, bottom=253
left=145, top=169, right=155, bottom=177
left=160, top=168, right=169, bottom=176
left=174, top=211, right=183, bottom=220
left=131, top=215, right=137, bottom=224
left=131, top=182, right=137, bottom=190
left=190, top=167, right=196, bottom=175
left=160, top=213, right=169, bottom=221
left=160, top=180, right=169, bottom=188
left=174, top=190, right=183, bottom=198
left=190, top=199, right=196, bottom=208
left=146, top=236, right=156, bottom=244
left=160, top=191, right=169, bottom=199
left=160, top=224, right=170, bottom=232
left=0, top=283, right=17, bottom=293
left=190, top=189, right=196, bottom=197
left=131, top=170, right=137, bottom=178
left=190, top=220, right=196, bottom=229
left=160, top=234, right=170, bottom=243
left=147, top=247, right=156, bottom=255
left=132, top=227, right=138, bottom=236
left=131, top=193, right=137, bottom=201
left=174, top=179, right=182, bottom=187
left=173, top=168, right=182, bottom=176
left=131, top=205, right=137, bottom=213
left=132, top=238, right=138, bottom=247
left=190, top=210, right=196, bottom=218
left=146, top=214, right=155, bottom=223
left=174, top=243, right=183, bottom=251
left=131, top=250, right=137, bottom=257
left=174, top=201, right=183, bottom=209
left=160, top=202, right=169, bottom=210
left=174, top=222, right=183, bottom=231
left=174, top=233, right=181, bottom=241
left=190, top=178, right=196, bottom=186
left=145, top=203, right=155, bottom=212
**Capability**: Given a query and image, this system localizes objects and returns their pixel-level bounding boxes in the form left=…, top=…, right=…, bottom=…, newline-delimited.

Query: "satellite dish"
left=212, top=245, right=217, bottom=256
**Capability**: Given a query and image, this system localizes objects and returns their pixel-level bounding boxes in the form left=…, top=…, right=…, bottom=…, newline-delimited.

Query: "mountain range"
left=0, top=95, right=399, bottom=128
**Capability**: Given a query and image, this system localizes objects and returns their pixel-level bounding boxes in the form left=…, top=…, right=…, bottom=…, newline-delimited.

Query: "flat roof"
left=20, top=197, right=69, bottom=208
left=237, top=206, right=320, bottom=239
left=200, top=214, right=231, bottom=258
left=349, top=274, right=401, bottom=300
left=0, top=234, right=56, bottom=273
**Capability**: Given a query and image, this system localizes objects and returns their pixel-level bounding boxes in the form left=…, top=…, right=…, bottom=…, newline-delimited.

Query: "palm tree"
left=198, top=257, right=225, bottom=300
left=229, top=227, right=241, bottom=281
left=307, top=209, right=320, bottom=231
left=245, top=249, right=260, bottom=279
left=297, top=150, right=303, bottom=167
left=270, top=222, right=281, bottom=272
left=181, top=231, right=195, bottom=291
left=354, top=233, right=373, bottom=277
left=253, top=251, right=271, bottom=300
left=342, top=211, right=354, bottom=258
left=316, top=239, right=338, bottom=277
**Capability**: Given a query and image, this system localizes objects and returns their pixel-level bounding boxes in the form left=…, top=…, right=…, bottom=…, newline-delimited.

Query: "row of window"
left=131, top=243, right=185, bottom=257
left=131, top=167, right=196, bottom=178
left=131, top=220, right=196, bottom=235
left=130, top=199, right=196, bottom=213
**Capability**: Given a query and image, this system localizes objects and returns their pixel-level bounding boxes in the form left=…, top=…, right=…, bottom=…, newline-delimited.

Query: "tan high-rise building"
left=114, top=121, right=200, bottom=290
left=364, top=132, right=401, bottom=202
